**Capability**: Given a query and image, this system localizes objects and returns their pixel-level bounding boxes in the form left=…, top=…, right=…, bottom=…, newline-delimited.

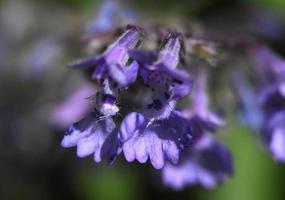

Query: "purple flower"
left=162, top=134, right=233, bottom=190
left=131, top=33, right=191, bottom=98
left=70, top=25, right=143, bottom=86
left=161, top=68, right=232, bottom=189
left=129, top=33, right=192, bottom=118
left=51, top=85, right=96, bottom=128
left=186, top=69, right=224, bottom=136
left=248, top=44, right=285, bottom=161
left=250, top=45, right=285, bottom=80
left=61, top=110, right=119, bottom=163
left=259, top=82, right=285, bottom=115
left=262, top=110, right=285, bottom=162
left=119, top=111, right=192, bottom=169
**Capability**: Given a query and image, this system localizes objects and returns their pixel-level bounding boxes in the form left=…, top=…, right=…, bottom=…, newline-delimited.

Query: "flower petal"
left=148, top=135, right=164, bottom=169
left=108, top=61, right=139, bottom=86
left=77, top=134, right=97, bottom=158
left=119, top=112, right=146, bottom=142
left=134, top=136, right=148, bottom=163
left=61, top=114, right=96, bottom=147
left=123, top=138, right=136, bottom=162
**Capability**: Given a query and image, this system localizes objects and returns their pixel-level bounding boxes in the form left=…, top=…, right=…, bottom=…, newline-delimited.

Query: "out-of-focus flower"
left=50, top=85, right=96, bottom=128
left=23, top=36, right=63, bottom=77
left=162, top=134, right=233, bottom=189
left=249, top=45, right=285, bottom=79
left=85, top=0, right=121, bottom=38
left=162, top=69, right=232, bottom=189
left=185, top=70, right=224, bottom=134
left=84, top=0, right=137, bottom=40
left=263, top=111, right=285, bottom=162
left=248, top=44, right=285, bottom=162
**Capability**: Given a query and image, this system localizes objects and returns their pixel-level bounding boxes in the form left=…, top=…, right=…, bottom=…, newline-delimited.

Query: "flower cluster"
left=57, top=0, right=285, bottom=190
left=60, top=19, right=233, bottom=189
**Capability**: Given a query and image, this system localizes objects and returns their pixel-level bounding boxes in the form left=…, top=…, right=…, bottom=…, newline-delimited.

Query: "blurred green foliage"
left=79, top=167, right=141, bottom=200
left=244, top=0, right=285, bottom=10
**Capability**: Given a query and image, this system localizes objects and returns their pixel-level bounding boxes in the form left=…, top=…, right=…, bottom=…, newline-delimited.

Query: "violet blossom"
left=162, top=134, right=233, bottom=189
left=70, top=25, right=143, bottom=87
left=60, top=25, right=145, bottom=163
left=61, top=109, right=120, bottom=163
left=129, top=33, right=192, bottom=119
left=118, top=33, right=193, bottom=169
left=249, top=44, right=285, bottom=162
left=162, top=69, right=233, bottom=189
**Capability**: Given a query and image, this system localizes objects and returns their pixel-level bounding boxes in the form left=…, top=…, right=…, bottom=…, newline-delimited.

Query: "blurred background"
left=1, top=0, right=285, bottom=199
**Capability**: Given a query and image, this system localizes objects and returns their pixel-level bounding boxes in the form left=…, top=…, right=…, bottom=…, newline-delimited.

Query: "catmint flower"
left=119, top=111, right=192, bottom=169
left=162, top=134, right=233, bottom=190
left=70, top=25, right=143, bottom=87
left=263, top=110, right=285, bottom=162
left=60, top=82, right=121, bottom=163
left=129, top=33, right=192, bottom=119
left=117, top=33, right=193, bottom=169
left=61, top=110, right=120, bottom=163
left=161, top=69, right=233, bottom=189
left=61, top=26, right=143, bottom=164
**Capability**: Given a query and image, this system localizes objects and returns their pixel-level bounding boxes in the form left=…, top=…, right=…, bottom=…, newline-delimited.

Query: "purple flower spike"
left=70, top=25, right=143, bottom=86
left=119, top=111, right=192, bottom=169
left=263, top=110, right=285, bottom=162
left=61, top=110, right=119, bottom=163
left=162, top=134, right=233, bottom=190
